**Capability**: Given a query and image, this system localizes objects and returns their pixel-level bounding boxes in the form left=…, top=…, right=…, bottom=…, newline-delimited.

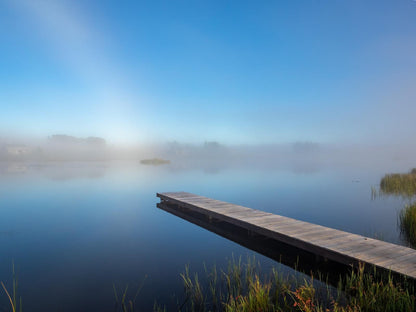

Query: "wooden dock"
left=157, top=192, right=416, bottom=280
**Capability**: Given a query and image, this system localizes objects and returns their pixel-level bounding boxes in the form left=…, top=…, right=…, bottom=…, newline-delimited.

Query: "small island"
left=140, top=158, right=171, bottom=165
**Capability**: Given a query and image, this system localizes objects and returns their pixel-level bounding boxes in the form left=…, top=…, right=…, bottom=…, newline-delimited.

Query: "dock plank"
left=157, top=192, right=416, bottom=280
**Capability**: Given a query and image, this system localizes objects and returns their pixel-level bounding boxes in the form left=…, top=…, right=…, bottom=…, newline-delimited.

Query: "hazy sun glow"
left=1, top=0, right=416, bottom=145
left=4, top=0, right=149, bottom=143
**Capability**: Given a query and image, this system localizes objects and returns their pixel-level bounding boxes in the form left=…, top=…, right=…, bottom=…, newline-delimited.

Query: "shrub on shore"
left=380, top=169, right=416, bottom=197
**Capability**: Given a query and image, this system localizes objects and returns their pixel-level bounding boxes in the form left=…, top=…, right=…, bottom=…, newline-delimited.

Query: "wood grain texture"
left=157, top=192, right=416, bottom=280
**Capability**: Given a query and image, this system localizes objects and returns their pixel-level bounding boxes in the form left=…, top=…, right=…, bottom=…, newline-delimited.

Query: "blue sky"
left=1, top=0, right=415, bottom=144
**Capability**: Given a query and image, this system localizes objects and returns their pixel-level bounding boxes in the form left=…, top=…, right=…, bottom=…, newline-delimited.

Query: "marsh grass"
left=380, top=169, right=416, bottom=198
left=371, top=186, right=378, bottom=200
left=1, top=262, right=22, bottom=312
left=399, top=203, right=416, bottom=247
left=338, top=264, right=415, bottom=312
left=179, top=257, right=415, bottom=312
left=112, top=275, right=147, bottom=312
left=1, top=259, right=414, bottom=312
left=377, top=168, right=416, bottom=248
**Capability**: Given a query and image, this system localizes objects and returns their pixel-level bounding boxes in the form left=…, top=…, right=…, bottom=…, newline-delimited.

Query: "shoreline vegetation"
left=174, top=258, right=416, bottom=312
left=377, top=168, right=416, bottom=247
left=2, top=168, right=416, bottom=310
left=379, top=168, right=416, bottom=198
left=400, top=203, right=416, bottom=247
left=3, top=258, right=415, bottom=312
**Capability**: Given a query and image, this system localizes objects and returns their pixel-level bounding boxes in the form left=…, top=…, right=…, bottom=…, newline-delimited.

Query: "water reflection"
left=0, top=162, right=108, bottom=181
left=0, top=231, right=16, bottom=238
left=0, top=161, right=409, bottom=311
left=157, top=200, right=351, bottom=286
left=0, top=163, right=28, bottom=174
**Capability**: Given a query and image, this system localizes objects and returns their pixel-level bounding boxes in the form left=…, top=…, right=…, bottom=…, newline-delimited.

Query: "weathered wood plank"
left=156, top=192, right=416, bottom=280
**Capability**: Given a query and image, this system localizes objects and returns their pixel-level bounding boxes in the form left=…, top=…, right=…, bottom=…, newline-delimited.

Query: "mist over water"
left=2, top=0, right=416, bottom=310
left=0, top=136, right=413, bottom=310
left=2, top=133, right=416, bottom=172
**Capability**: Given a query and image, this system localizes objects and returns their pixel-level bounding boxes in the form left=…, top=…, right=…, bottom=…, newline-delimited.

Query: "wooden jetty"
left=157, top=191, right=416, bottom=280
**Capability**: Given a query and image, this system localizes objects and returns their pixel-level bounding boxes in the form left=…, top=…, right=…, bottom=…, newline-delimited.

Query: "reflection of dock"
left=157, top=192, right=416, bottom=280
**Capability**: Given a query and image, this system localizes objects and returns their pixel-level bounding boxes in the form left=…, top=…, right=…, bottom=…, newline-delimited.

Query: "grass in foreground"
left=112, top=275, right=147, bottom=312
left=0, top=262, right=22, bottom=312
left=2, top=258, right=415, bottom=311
left=179, top=257, right=415, bottom=312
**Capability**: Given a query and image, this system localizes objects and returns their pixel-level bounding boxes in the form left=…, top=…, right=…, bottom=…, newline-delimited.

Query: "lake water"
left=0, top=161, right=410, bottom=311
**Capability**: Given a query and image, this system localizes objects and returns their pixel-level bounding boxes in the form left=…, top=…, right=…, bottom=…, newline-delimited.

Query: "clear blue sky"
left=1, top=0, right=415, bottom=144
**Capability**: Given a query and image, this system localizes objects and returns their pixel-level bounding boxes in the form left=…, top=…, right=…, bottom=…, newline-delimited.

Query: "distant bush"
left=380, top=170, right=416, bottom=197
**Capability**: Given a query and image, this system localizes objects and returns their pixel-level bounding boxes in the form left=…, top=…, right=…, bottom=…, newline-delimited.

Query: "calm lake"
left=0, top=161, right=410, bottom=311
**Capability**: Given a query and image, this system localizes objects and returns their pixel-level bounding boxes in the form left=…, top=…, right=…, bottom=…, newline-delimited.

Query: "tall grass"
left=399, top=203, right=416, bottom=247
left=380, top=169, right=416, bottom=198
left=339, top=264, right=415, bottom=312
left=378, top=168, right=416, bottom=247
left=0, top=262, right=22, bottom=312
left=179, top=257, right=415, bottom=312
left=2, top=258, right=414, bottom=311
left=112, top=275, right=147, bottom=312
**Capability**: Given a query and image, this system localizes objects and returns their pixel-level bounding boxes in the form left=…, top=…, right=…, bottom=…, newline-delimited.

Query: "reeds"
left=113, top=275, right=147, bottom=312
left=377, top=168, right=416, bottom=248
left=1, top=258, right=415, bottom=312
left=178, top=257, right=415, bottom=312
left=340, top=264, right=415, bottom=312
left=399, top=203, right=416, bottom=247
left=379, top=169, right=416, bottom=198
left=0, top=262, right=22, bottom=312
